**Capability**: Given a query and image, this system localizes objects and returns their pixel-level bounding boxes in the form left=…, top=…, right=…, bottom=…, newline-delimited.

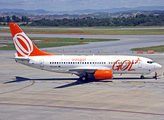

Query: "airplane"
left=9, top=23, right=162, bottom=81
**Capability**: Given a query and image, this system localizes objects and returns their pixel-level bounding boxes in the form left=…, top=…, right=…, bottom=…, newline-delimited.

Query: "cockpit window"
left=147, top=61, right=154, bottom=64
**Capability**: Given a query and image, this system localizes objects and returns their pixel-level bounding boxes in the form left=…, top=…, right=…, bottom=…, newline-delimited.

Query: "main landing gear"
left=81, top=73, right=88, bottom=81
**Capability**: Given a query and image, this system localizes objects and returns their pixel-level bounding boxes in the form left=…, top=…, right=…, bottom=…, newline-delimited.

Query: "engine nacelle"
left=94, top=70, right=113, bottom=79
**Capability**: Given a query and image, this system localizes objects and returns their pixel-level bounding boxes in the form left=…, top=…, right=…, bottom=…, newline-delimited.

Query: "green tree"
left=12, top=15, right=21, bottom=22
left=12, top=15, right=16, bottom=22
left=6, top=16, right=11, bottom=23
left=21, top=16, right=30, bottom=22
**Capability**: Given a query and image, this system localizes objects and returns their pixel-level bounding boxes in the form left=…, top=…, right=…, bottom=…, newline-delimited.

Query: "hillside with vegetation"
left=0, top=14, right=164, bottom=27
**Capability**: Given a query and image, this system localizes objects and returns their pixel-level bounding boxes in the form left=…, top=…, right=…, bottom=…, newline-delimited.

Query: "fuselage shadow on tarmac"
left=3, top=76, right=90, bottom=89
left=2, top=76, right=157, bottom=89
left=113, top=77, right=155, bottom=80
left=4, top=76, right=79, bottom=84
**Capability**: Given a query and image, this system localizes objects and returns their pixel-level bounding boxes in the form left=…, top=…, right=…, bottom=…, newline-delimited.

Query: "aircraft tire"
left=140, top=75, right=144, bottom=79
left=81, top=76, right=87, bottom=81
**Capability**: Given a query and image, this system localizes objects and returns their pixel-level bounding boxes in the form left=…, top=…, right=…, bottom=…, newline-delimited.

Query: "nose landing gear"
left=140, top=75, right=144, bottom=79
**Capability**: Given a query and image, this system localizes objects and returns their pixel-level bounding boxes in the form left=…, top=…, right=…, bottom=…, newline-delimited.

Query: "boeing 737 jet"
left=9, top=23, right=162, bottom=81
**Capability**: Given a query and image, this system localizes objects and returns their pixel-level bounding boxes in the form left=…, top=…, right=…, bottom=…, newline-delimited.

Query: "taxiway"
left=0, top=51, right=164, bottom=119
left=1, top=33, right=164, bottom=54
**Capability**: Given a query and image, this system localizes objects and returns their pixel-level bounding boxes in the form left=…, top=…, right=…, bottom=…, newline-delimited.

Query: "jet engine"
left=94, top=70, right=113, bottom=79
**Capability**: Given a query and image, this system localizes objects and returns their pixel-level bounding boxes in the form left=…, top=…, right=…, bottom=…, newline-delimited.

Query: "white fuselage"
left=15, top=55, right=162, bottom=76
left=9, top=23, right=162, bottom=80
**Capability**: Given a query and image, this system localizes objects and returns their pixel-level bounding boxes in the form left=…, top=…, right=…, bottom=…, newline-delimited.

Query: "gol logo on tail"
left=14, top=33, right=33, bottom=57
left=112, top=58, right=141, bottom=71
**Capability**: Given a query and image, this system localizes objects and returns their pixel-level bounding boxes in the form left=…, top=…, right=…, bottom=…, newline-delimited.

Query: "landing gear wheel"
left=81, top=76, right=87, bottom=81
left=140, top=75, right=144, bottom=79
left=81, top=74, right=88, bottom=81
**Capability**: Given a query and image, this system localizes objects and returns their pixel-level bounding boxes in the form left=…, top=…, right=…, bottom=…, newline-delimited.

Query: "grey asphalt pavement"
left=1, top=33, right=164, bottom=54
left=0, top=51, right=164, bottom=119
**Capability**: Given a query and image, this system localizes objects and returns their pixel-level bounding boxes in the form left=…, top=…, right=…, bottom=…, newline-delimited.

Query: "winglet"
left=9, top=23, right=54, bottom=57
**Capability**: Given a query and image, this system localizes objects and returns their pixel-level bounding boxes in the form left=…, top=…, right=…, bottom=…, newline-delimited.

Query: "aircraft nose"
left=155, top=63, right=162, bottom=69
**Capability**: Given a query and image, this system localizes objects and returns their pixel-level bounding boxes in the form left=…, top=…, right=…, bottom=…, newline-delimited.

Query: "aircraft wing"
left=69, top=67, right=111, bottom=76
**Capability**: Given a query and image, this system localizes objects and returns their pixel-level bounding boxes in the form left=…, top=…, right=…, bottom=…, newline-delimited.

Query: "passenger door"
left=138, top=61, right=142, bottom=68
left=40, top=59, right=44, bottom=69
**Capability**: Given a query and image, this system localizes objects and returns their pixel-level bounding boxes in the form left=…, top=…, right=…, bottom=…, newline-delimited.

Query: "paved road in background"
left=1, top=33, right=164, bottom=54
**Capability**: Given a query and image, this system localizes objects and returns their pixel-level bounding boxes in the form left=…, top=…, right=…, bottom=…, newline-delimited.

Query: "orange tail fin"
left=9, top=23, right=54, bottom=57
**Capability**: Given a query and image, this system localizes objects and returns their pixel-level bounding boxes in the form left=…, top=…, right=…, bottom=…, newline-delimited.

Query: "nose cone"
left=155, top=63, right=162, bottom=69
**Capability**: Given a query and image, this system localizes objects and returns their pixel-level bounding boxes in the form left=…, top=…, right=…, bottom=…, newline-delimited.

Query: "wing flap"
left=69, top=67, right=110, bottom=76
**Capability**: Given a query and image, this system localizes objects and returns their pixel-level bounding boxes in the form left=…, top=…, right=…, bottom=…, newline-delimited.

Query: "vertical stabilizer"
left=9, top=23, right=53, bottom=57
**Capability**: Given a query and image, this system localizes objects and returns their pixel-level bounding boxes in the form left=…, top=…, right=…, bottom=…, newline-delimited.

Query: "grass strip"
left=131, top=45, right=164, bottom=52
left=0, top=37, right=119, bottom=50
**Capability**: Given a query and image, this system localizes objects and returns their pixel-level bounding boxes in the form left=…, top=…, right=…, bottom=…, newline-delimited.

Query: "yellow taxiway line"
left=0, top=84, right=13, bottom=86
left=0, top=80, right=35, bottom=95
